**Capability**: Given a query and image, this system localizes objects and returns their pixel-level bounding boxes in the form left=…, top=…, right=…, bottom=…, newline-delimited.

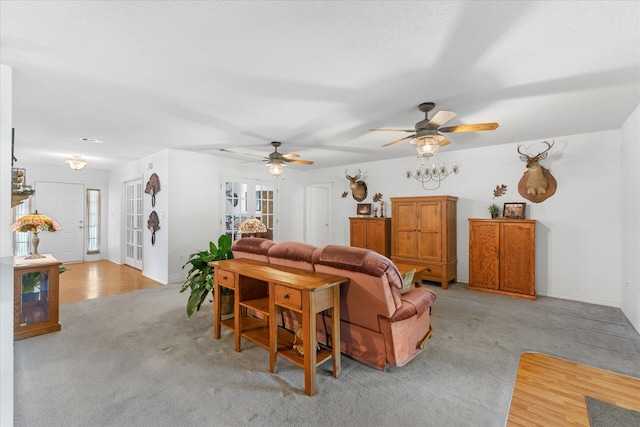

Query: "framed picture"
left=503, top=202, right=526, bottom=219
left=357, top=203, right=372, bottom=216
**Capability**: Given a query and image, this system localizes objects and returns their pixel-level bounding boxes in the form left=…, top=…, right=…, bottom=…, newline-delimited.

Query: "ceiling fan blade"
left=382, top=134, right=416, bottom=147
left=439, top=137, right=452, bottom=147
left=282, top=152, right=300, bottom=159
left=286, top=159, right=314, bottom=165
left=439, top=122, right=499, bottom=133
left=370, top=128, right=415, bottom=133
left=424, top=110, right=456, bottom=129
left=219, top=148, right=267, bottom=159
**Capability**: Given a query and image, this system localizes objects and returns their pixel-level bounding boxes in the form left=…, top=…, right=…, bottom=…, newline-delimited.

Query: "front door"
left=34, top=181, right=85, bottom=262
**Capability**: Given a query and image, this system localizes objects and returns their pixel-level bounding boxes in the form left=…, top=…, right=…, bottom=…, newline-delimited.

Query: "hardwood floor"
left=507, top=352, right=640, bottom=426
left=59, top=260, right=163, bottom=304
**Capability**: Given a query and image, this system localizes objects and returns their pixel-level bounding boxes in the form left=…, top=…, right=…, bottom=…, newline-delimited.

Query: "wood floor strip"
left=59, top=260, right=163, bottom=304
left=507, top=352, right=640, bottom=426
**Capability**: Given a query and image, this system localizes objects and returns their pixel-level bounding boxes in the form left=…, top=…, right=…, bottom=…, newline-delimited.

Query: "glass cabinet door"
left=19, top=270, right=50, bottom=325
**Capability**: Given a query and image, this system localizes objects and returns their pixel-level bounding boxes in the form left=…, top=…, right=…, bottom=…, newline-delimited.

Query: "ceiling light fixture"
left=266, top=159, right=286, bottom=177
left=407, top=157, right=459, bottom=190
left=65, top=155, right=87, bottom=171
left=412, top=134, right=445, bottom=159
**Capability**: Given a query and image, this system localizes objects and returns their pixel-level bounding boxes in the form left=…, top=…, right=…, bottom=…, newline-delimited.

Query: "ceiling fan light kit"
left=266, top=159, right=286, bottom=177
left=372, top=101, right=498, bottom=152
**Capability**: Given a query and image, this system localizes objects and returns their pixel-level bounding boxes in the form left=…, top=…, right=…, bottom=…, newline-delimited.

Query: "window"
left=13, top=198, right=32, bottom=256
left=224, top=179, right=276, bottom=242
left=87, top=189, right=100, bottom=254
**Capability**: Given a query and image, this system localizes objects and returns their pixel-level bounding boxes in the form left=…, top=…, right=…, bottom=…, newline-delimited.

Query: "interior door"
left=306, top=184, right=331, bottom=247
left=124, top=179, right=143, bottom=269
left=223, top=179, right=276, bottom=242
left=34, top=181, right=85, bottom=262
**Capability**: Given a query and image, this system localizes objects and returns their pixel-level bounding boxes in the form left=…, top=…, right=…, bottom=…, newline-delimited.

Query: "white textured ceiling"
left=1, top=1, right=639, bottom=171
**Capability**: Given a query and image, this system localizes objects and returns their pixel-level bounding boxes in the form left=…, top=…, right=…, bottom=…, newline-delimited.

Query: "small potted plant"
left=180, top=234, right=233, bottom=317
left=488, top=203, right=500, bottom=219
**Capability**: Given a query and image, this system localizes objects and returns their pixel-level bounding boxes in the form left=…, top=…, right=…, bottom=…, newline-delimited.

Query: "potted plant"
left=488, top=203, right=500, bottom=219
left=180, top=234, right=233, bottom=317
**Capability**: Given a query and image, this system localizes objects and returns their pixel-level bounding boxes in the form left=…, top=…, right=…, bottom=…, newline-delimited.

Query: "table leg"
left=269, top=283, right=277, bottom=373
left=213, top=280, right=221, bottom=339
left=303, top=292, right=316, bottom=396
left=331, top=285, right=341, bottom=378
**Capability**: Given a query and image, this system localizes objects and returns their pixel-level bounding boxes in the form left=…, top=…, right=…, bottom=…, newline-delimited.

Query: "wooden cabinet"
left=349, top=217, right=391, bottom=256
left=14, top=254, right=62, bottom=340
left=390, top=196, right=458, bottom=289
left=468, top=219, right=536, bottom=299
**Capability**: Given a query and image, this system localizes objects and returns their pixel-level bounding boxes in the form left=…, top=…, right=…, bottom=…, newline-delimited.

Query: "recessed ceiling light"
left=80, top=137, right=103, bottom=144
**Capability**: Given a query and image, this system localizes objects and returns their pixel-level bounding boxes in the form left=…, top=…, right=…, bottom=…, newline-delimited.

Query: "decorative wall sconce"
left=407, top=158, right=459, bottom=190
left=65, top=155, right=87, bottom=171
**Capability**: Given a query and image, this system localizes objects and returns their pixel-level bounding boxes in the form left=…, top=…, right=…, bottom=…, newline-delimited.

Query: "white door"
left=34, top=181, right=85, bottom=262
left=223, top=179, right=276, bottom=242
left=306, top=184, right=332, bottom=247
left=124, top=179, right=143, bottom=269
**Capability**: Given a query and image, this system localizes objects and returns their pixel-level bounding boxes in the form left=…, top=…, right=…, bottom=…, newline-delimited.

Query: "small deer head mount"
left=517, top=141, right=557, bottom=203
left=345, top=169, right=368, bottom=202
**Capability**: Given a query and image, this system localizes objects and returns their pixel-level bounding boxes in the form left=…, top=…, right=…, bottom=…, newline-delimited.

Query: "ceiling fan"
left=221, top=141, right=314, bottom=177
left=371, top=102, right=498, bottom=157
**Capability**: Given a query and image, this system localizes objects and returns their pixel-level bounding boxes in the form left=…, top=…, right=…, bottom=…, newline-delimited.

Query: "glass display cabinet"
left=14, top=254, right=62, bottom=340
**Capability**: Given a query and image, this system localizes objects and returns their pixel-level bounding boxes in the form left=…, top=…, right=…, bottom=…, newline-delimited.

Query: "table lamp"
left=10, top=210, right=61, bottom=259
left=238, top=218, right=267, bottom=237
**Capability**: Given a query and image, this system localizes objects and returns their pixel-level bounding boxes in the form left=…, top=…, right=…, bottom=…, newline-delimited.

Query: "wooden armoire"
left=390, top=196, right=458, bottom=289
left=349, top=217, right=391, bottom=256
left=467, top=218, right=536, bottom=299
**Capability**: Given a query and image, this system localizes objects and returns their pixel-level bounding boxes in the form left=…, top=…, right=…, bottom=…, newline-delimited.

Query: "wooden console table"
left=211, top=258, right=348, bottom=396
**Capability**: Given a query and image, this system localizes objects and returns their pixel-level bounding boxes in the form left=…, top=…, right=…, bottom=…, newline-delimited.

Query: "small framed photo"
left=503, top=202, right=526, bottom=219
left=357, top=203, right=372, bottom=216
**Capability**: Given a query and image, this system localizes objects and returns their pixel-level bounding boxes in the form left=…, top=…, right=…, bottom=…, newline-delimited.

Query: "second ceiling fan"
left=371, top=102, right=498, bottom=157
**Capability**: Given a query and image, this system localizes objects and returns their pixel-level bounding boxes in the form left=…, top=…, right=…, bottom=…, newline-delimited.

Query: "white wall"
left=302, top=129, right=624, bottom=308
left=9, top=162, right=109, bottom=262
left=620, top=105, right=640, bottom=333
left=108, top=148, right=304, bottom=284
left=0, top=63, right=13, bottom=427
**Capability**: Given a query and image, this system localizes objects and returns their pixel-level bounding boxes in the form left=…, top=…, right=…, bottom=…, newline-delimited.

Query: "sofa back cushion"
left=231, top=237, right=275, bottom=262
left=312, top=245, right=402, bottom=331
left=267, top=241, right=317, bottom=271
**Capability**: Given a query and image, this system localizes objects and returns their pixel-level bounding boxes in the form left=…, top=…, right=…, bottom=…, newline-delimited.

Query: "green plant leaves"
left=180, top=235, right=235, bottom=317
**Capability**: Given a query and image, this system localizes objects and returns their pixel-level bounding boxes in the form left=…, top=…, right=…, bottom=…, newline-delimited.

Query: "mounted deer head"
left=345, top=169, right=368, bottom=202
left=517, top=141, right=557, bottom=203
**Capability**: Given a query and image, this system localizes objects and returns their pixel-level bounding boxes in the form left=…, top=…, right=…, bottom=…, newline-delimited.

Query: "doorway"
left=124, top=179, right=143, bottom=269
left=34, top=181, right=85, bottom=262
left=305, top=183, right=332, bottom=247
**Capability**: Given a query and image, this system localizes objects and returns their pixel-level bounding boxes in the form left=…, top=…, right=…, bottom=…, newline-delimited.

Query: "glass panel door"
left=224, top=179, right=276, bottom=242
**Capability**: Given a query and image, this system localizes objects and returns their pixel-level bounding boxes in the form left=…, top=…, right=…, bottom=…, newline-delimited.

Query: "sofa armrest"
left=390, top=288, right=437, bottom=322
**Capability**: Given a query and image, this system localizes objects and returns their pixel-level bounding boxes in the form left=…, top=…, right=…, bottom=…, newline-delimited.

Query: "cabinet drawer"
left=419, top=263, right=442, bottom=281
left=274, top=285, right=301, bottom=310
left=217, top=270, right=235, bottom=289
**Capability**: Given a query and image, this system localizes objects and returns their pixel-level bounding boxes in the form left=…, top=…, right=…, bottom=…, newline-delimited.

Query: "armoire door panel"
left=500, top=223, right=535, bottom=295
left=468, top=222, right=500, bottom=289
left=418, top=203, right=441, bottom=232
left=419, top=232, right=442, bottom=260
